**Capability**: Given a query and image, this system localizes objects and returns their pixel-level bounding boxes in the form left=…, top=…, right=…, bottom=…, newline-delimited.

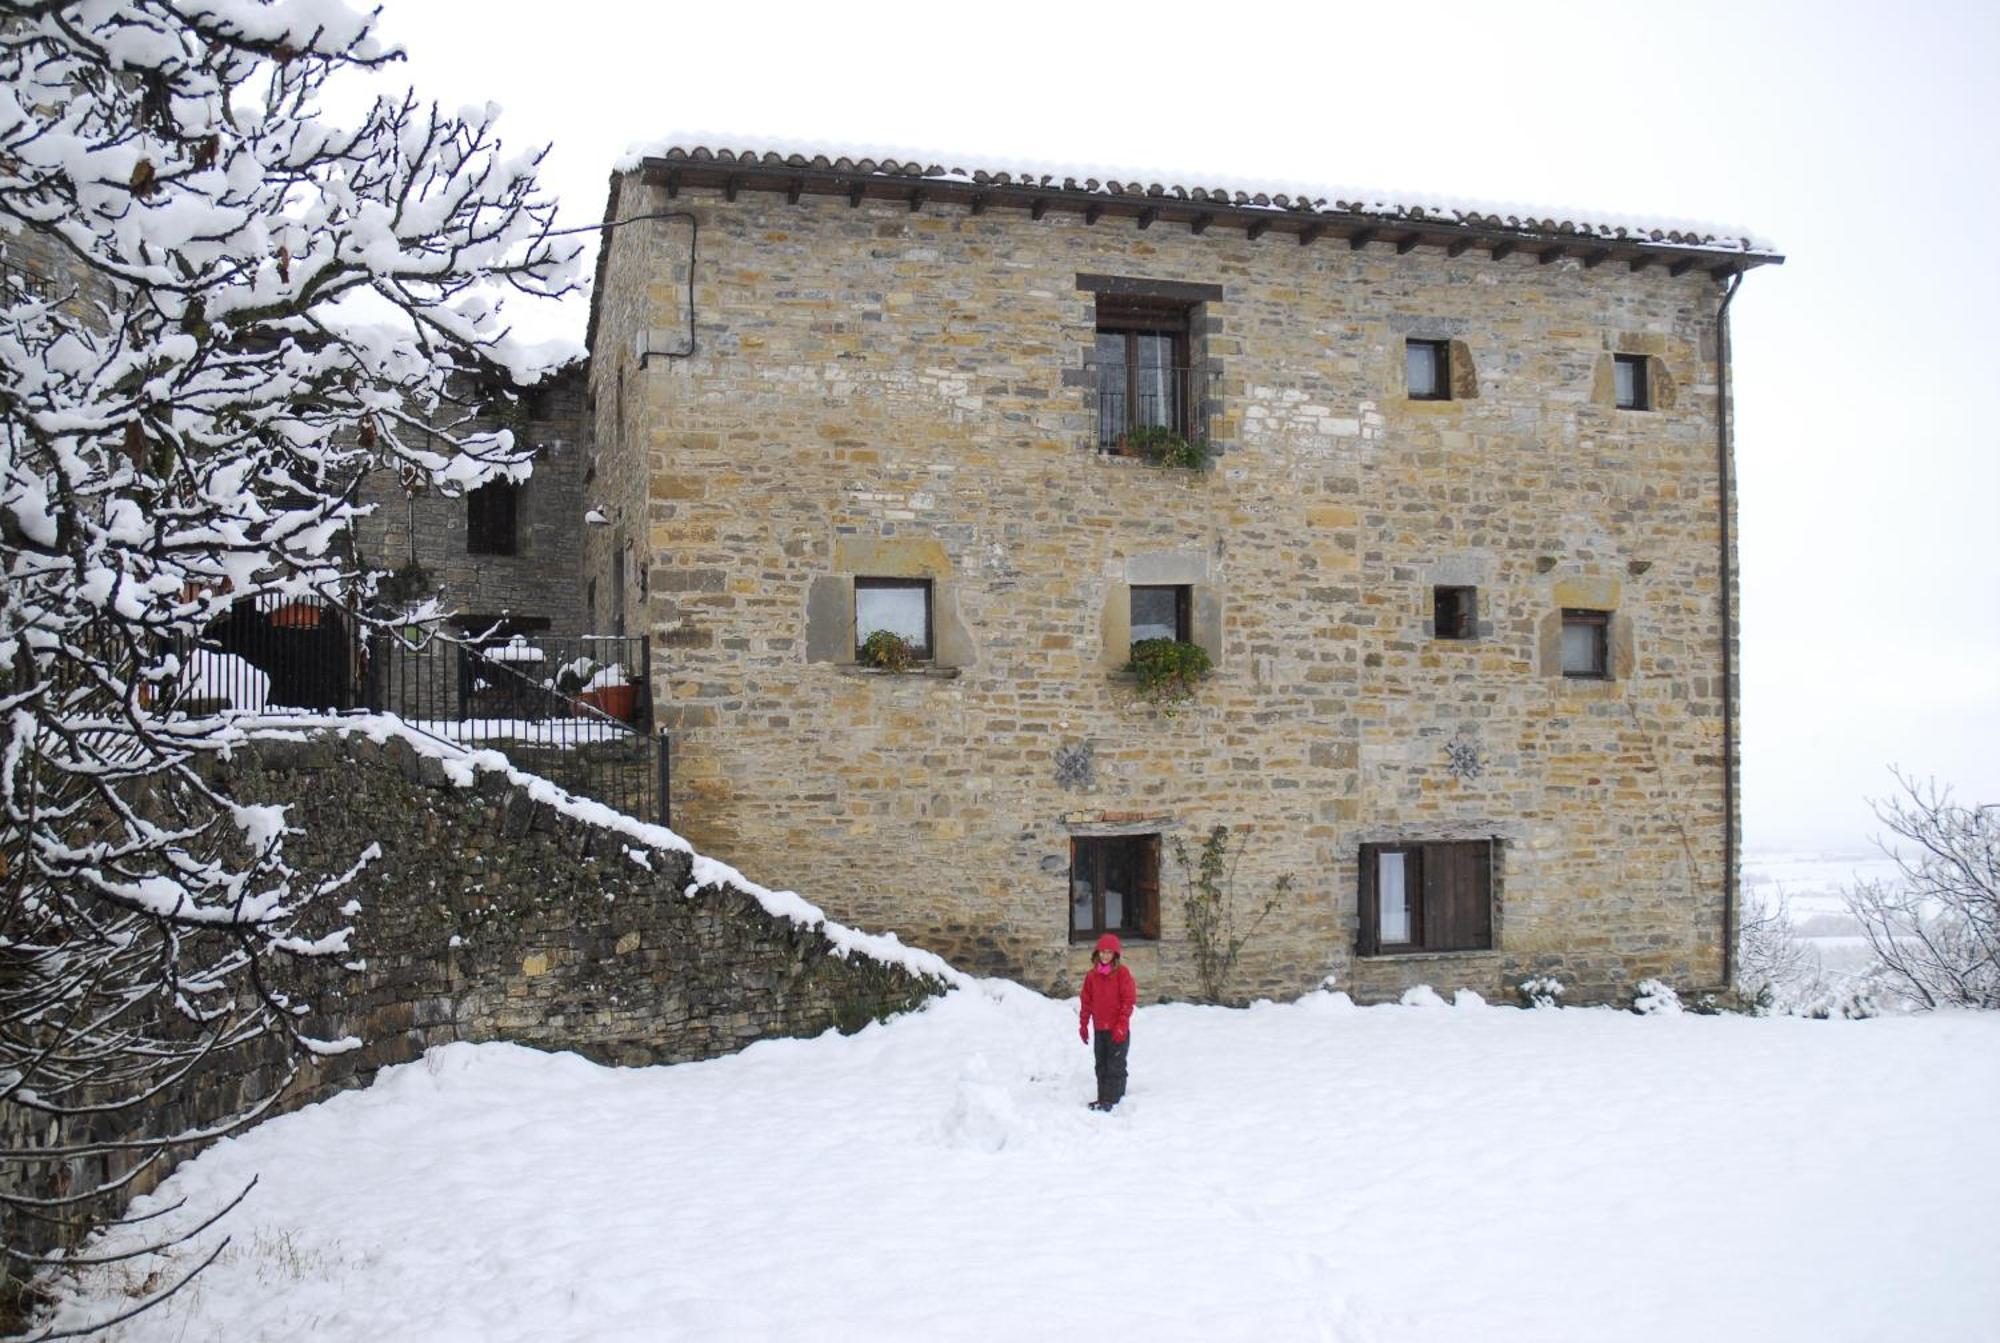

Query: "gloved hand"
left=1079, top=1021, right=1089, bottom=1044
left=1112, top=1026, right=1127, bottom=1043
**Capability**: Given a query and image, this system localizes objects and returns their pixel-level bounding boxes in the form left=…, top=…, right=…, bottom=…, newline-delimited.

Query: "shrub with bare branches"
left=1845, top=771, right=1999, bottom=1010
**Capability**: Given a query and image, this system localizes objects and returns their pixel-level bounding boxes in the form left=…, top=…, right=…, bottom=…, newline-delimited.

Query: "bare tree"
left=1845, top=771, right=1999, bottom=1010
left=1736, top=886, right=1824, bottom=1013
left=0, top=0, right=578, bottom=1325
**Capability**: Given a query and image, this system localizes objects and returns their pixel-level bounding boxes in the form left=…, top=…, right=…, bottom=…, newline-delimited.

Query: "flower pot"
left=582, top=683, right=637, bottom=722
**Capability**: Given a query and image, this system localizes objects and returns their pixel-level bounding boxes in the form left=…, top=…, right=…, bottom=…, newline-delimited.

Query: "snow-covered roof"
left=620, top=134, right=1780, bottom=257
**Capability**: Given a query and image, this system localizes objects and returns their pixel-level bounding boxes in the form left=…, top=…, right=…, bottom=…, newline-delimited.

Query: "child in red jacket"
left=1079, top=933, right=1137, bottom=1111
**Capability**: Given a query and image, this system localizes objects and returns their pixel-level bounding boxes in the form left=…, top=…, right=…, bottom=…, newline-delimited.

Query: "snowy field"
left=40, top=985, right=2000, bottom=1342
left=1743, top=848, right=1904, bottom=976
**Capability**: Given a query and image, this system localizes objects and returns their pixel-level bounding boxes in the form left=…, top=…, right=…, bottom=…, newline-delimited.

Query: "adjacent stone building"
left=583, top=141, right=1781, bottom=1004
left=349, top=363, right=595, bottom=642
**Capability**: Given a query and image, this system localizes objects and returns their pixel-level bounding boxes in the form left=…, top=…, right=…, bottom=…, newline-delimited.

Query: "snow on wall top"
left=220, top=713, right=970, bottom=991
left=618, top=134, right=1780, bottom=256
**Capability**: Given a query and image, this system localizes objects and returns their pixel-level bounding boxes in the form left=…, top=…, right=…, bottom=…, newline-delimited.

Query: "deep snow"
left=38, top=986, right=2000, bottom=1342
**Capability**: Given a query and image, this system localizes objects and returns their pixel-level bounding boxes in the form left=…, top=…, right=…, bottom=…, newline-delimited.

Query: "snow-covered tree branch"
left=1846, top=771, right=2000, bottom=1010
left=0, top=0, right=579, bottom=1315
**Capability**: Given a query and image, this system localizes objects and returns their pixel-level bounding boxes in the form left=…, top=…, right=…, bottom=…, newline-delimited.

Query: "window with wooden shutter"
left=1358, top=840, right=1494, bottom=955
left=1069, top=834, right=1161, bottom=942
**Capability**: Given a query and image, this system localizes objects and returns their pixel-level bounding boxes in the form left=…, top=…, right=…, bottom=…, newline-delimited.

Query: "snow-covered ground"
left=40, top=985, right=2000, bottom=1342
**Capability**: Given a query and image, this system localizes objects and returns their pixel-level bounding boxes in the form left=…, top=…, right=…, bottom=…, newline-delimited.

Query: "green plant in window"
left=1126, top=637, right=1211, bottom=705
left=858, top=629, right=917, bottom=672
left=1118, top=425, right=1211, bottom=470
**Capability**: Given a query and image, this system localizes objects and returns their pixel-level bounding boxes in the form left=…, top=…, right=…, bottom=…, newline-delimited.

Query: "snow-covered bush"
left=1516, top=975, right=1566, bottom=1009
left=1631, top=980, right=1684, bottom=1016
left=0, top=0, right=578, bottom=1308
left=1736, top=885, right=1825, bottom=1012
left=1845, top=772, right=1999, bottom=1010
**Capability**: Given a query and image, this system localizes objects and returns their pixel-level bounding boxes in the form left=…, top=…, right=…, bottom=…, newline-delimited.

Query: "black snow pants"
left=1093, top=1031, right=1129, bottom=1107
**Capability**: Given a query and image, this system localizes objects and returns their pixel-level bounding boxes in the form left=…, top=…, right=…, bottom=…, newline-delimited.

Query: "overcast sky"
left=347, top=0, right=1999, bottom=854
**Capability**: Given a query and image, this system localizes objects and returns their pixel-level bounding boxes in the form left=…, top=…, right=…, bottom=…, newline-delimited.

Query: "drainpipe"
left=1716, top=269, right=1743, bottom=990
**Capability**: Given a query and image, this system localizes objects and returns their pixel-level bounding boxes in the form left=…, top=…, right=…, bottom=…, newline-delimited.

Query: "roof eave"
left=633, top=156, right=1784, bottom=275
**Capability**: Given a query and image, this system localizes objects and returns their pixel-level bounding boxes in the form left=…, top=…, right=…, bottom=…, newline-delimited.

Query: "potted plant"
left=857, top=630, right=918, bottom=673
left=1126, top=637, right=1211, bottom=706
left=1117, top=425, right=1210, bottom=470
left=578, top=661, right=637, bottom=721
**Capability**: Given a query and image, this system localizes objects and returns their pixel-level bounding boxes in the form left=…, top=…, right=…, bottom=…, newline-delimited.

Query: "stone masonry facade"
left=350, top=364, right=595, bottom=638
left=586, top=149, right=1776, bottom=1006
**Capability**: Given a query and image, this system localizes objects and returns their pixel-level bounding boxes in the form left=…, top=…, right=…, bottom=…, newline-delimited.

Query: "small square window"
left=466, top=480, right=519, bottom=556
left=855, top=578, right=932, bottom=660
left=1561, top=608, right=1610, bottom=679
left=1130, top=585, right=1191, bottom=649
left=1614, top=354, right=1649, bottom=411
left=1070, top=834, right=1161, bottom=941
left=1433, top=586, right=1477, bottom=641
left=1406, top=339, right=1450, bottom=401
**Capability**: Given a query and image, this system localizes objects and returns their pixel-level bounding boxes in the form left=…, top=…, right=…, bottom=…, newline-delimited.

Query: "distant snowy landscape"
left=40, top=975, right=2000, bottom=1341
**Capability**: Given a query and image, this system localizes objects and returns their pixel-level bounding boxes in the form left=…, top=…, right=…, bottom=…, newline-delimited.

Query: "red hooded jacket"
left=1079, top=934, right=1137, bottom=1042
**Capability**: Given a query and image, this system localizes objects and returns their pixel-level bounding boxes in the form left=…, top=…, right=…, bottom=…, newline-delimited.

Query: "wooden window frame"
left=1433, top=585, right=1478, bottom=641
left=1613, top=353, right=1650, bottom=411
left=854, top=576, right=933, bottom=661
left=1069, top=833, right=1162, bottom=942
left=1406, top=339, right=1451, bottom=401
left=1560, top=608, right=1611, bottom=679
left=1358, top=840, right=1494, bottom=956
left=466, top=479, right=519, bottom=556
left=1130, top=584, right=1192, bottom=650
left=1095, top=294, right=1193, bottom=446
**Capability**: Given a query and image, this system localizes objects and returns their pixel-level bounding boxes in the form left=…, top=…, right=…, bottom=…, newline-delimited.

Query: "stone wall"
left=588, top=176, right=1741, bottom=1006
left=1, top=732, right=944, bottom=1310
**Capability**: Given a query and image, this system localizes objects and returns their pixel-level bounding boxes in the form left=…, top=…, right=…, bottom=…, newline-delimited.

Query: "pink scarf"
left=1094, top=961, right=1115, bottom=976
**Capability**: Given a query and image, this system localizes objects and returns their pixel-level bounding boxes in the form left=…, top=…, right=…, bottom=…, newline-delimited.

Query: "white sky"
left=349, top=0, right=1999, bottom=853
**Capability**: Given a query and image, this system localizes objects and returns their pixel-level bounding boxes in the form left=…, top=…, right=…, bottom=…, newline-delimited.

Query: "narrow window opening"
left=1433, top=586, right=1477, bottom=640
left=1406, top=339, right=1450, bottom=401
left=466, top=480, right=519, bottom=556
left=1614, top=354, right=1650, bottom=410
left=1561, top=608, right=1610, bottom=679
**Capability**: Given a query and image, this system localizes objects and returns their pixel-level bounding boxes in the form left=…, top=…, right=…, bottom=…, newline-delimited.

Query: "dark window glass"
left=1561, top=608, right=1610, bottom=678
left=1359, top=840, right=1493, bottom=955
left=1433, top=586, right=1477, bottom=640
left=1070, top=834, right=1161, bottom=940
left=466, top=480, right=519, bottom=556
left=1130, top=585, right=1190, bottom=647
left=1407, top=340, right=1449, bottom=400
left=1614, top=354, right=1649, bottom=410
left=855, top=577, right=932, bottom=659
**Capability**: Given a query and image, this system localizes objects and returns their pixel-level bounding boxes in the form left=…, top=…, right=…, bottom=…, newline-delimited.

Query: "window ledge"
left=835, top=664, right=962, bottom=680
left=1355, top=948, right=1500, bottom=963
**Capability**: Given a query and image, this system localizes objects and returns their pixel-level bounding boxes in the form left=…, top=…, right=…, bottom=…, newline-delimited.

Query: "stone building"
left=583, top=141, right=1781, bottom=1004
left=349, top=364, right=595, bottom=643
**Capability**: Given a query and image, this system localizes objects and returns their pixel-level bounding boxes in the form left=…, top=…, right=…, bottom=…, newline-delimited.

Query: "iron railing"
left=167, top=606, right=669, bottom=827
left=1096, top=365, right=1204, bottom=450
